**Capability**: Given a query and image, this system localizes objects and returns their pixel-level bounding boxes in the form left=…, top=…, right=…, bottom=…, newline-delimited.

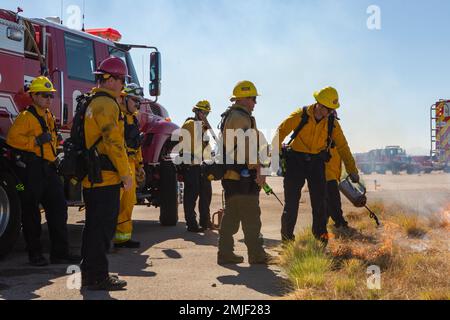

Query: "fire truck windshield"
left=109, top=47, right=140, bottom=86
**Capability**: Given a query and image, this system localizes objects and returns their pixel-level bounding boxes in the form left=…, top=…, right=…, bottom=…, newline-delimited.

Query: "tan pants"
left=114, top=159, right=137, bottom=243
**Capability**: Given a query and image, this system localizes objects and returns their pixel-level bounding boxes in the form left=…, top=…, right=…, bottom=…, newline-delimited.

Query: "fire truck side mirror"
left=150, top=51, right=161, bottom=97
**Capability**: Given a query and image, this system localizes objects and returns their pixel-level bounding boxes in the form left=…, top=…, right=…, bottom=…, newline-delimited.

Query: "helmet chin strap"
left=124, top=96, right=133, bottom=114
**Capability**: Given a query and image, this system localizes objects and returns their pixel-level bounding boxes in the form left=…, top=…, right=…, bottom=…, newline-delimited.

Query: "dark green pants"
left=218, top=179, right=265, bottom=257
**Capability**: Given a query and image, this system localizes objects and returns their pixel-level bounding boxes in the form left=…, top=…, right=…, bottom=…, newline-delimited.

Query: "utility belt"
left=11, top=148, right=55, bottom=168
left=201, top=161, right=254, bottom=182
left=86, top=152, right=118, bottom=185
left=11, top=149, right=58, bottom=183
left=288, top=149, right=330, bottom=162
left=222, top=173, right=260, bottom=197
left=280, top=148, right=330, bottom=177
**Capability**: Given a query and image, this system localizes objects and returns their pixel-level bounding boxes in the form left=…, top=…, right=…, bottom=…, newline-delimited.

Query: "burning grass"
left=280, top=203, right=450, bottom=300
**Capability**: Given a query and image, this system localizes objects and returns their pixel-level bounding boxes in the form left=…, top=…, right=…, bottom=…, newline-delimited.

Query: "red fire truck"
left=0, top=8, right=180, bottom=257
left=355, top=146, right=431, bottom=175
left=431, top=100, right=450, bottom=172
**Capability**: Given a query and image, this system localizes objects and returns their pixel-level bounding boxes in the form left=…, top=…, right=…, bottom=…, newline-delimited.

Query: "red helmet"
left=94, top=56, right=130, bottom=78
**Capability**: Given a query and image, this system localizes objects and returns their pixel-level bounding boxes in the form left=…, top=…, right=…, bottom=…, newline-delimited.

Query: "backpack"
left=57, top=91, right=117, bottom=182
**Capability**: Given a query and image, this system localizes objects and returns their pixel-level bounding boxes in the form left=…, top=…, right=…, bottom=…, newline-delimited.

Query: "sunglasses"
left=126, top=97, right=141, bottom=110
left=38, top=93, right=54, bottom=99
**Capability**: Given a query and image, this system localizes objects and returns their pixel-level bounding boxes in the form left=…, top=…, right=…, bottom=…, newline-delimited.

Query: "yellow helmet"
left=28, top=76, right=57, bottom=93
left=193, top=100, right=211, bottom=113
left=313, top=86, right=340, bottom=110
left=230, top=80, right=259, bottom=101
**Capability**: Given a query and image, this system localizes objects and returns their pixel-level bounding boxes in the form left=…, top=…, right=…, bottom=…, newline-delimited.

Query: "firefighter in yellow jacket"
left=114, top=84, right=146, bottom=248
left=7, top=76, right=80, bottom=267
left=181, top=100, right=213, bottom=232
left=217, top=81, right=271, bottom=265
left=275, top=87, right=359, bottom=244
left=80, top=57, right=132, bottom=291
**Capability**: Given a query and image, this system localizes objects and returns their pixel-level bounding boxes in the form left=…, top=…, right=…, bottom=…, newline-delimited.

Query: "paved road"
left=1, top=174, right=449, bottom=300
left=0, top=178, right=294, bottom=300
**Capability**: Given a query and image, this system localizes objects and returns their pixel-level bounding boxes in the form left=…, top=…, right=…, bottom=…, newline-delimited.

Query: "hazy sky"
left=5, top=0, right=450, bottom=154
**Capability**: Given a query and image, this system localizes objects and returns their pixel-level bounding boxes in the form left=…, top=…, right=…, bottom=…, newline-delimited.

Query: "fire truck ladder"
left=431, top=103, right=438, bottom=158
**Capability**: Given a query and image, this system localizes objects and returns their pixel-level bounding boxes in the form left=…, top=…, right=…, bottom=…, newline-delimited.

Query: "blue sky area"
left=5, top=0, right=450, bottom=154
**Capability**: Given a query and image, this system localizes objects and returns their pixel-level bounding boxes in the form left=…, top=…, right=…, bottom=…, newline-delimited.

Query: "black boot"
left=217, top=252, right=244, bottom=265
left=249, top=252, right=276, bottom=265
left=87, top=275, right=127, bottom=291
left=29, top=254, right=49, bottom=267
left=187, top=226, right=205, bottom=233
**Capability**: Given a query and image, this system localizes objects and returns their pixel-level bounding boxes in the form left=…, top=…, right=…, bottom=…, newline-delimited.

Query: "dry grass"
left=392, top=213, right=428, bottom=238
left=428, top=209, right=450, bottom=230
left=280, top=203, right=450, bottom=300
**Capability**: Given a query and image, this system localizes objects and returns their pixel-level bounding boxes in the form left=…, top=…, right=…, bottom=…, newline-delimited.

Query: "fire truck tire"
left=0, top=173, right=22, bottom=258
left=159, top=160, right=179, bottom=226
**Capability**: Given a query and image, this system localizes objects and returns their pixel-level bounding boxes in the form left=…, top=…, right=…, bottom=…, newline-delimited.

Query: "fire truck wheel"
left=159, top=160, right=179, bottom=226
left=0, top=173, right=22, bottom=258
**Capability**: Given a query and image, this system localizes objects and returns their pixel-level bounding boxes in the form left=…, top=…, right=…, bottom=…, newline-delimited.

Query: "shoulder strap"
left=27, top=105, right=57, bottom=158
left=287, top=107, right=309, bottom=146
left=133, top=114, right=140, bottom=127
left=326, top=113, right=336, bottom=151
left=27, top=105, right=49, bottom=133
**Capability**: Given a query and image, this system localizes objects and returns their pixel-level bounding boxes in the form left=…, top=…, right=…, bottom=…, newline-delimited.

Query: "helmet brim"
left=93, top=71, right=131, bottom=79
left=230, top=94, right=261, bottom=102
left=314, top=92, right=340, bottom=110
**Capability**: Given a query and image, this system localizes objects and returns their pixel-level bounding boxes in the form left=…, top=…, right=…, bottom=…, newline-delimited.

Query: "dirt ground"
left=0, top=173, right=449, bottom=300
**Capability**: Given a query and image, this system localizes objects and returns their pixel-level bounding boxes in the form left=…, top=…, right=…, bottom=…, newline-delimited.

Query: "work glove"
left=35, top=132, right=52, bottom=146
left=349, top=173, right=360, bottom=184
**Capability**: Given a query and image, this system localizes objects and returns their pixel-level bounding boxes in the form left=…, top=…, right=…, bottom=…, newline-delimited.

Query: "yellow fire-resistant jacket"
left=180, top=117, right=212, bottom=164
left=124, top=112, right=143, bottom=169
left=276, top=105, right=358, bottom=176
left=222, top=104, right=259, bottom=181
left=7, top=104, right=58, bottom=163
left=82, top=88, right=131, bottom=189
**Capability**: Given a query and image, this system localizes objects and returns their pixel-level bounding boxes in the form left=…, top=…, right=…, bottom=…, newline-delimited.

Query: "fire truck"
left=0, top=8, right=180, bottom=257
left=355, top=146, right=429, bottom=175
left=431, top=100, right=450, bottom=172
